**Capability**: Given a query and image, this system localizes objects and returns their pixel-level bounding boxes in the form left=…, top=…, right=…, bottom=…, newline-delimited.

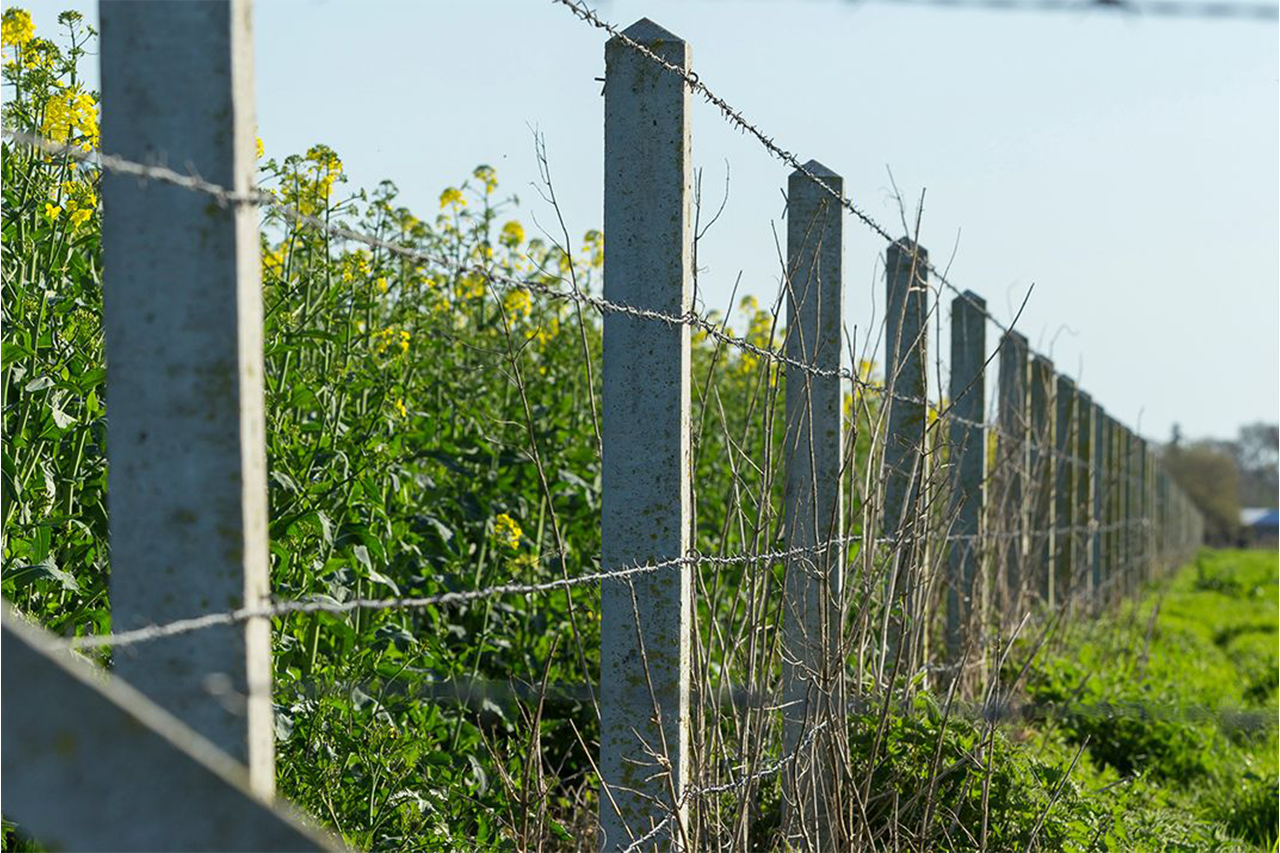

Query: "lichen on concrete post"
left=599, top=17, right=692, bottom=851
left=100, top=0, right=274, bottom=796
left=882, top=238, right=930, bottom=681
left=946, top=291, right=986, bottom=670
left=781, top=161, right=844, bottom=841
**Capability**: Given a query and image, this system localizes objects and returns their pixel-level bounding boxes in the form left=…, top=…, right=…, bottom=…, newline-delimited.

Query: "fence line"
left=0, top=4, right=1210, bottom=850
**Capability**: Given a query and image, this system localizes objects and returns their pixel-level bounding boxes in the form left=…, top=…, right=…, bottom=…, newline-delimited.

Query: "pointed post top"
left=791, top=159, right=841, bottom=180
left=956, top=289, right=986, bottom=311
left=1004, top=329, right=1029, bottom=348
left=617, top=17, right=684, bottom=44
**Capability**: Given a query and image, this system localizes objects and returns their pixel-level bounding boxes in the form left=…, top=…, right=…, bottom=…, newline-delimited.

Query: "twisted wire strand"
left=3, top=130, right=932, bottom=406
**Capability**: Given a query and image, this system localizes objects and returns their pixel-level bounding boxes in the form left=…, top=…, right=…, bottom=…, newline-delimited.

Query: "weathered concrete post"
left=1101, top=414, right=1118, bottom=605
left=781, top=162, right=844, bottom=840
left=101, top=0, right=273, bottom=795
left=1074, top=391, right=1093, bottom=599
left=883, top=238, right=930, bottom=681
left=600, top=18, right=693, bottom=850
left=1121, top=426, right=1134, bottom=597
left=996, top=332, right=1029, bottom=622
left=1090, top=403, right=1105, bottom=605
left=1028, top=356, right=1055, bottom=608
left=1053, top=375, right=1076, bottom=606
left=946, top=292, right=986, bottom=670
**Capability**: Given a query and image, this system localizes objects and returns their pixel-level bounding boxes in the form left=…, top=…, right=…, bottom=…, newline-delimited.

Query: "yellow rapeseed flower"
left=493, top=513, right=522, bottom=549
left=503, top=288, right=532, bottom=322
left=473, top=165, right=497, bottom=194
left=44, top=203, right=61, bottom=221
left=1, top=9, right=35, bottom=49
left=500, top=220, right=525, bottom=248
left=395, top=398, right=408, bottom=418
left=439, top=187, right=465, bottom=210
left=582, top=229, right=604, bottom=269
left=41, top=87, right=99, bottom=152
left=256, top=136, right=264, bottom=159
left=376, top=277, right=389, bottom=294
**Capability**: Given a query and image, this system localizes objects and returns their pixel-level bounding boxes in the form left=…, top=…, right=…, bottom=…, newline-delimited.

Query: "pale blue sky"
left=28, top=0, right=1280, bottom=442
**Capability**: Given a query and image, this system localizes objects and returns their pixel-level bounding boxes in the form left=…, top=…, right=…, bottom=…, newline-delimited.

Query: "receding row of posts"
left=597, top=17, right=1206, bottom=848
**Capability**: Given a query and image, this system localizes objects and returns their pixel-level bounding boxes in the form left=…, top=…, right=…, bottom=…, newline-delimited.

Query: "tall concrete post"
left=946, top=292, right=986, bottom=670
left=600, top=18, right=692, bottom=850
left=1121, top=426, right=1134, bottom=597
left=1028, top=356, right=1055, bottom=608
left=996, top=332, right=1029, bottom=621
left=101, top=0, right=273, bottom=795
left=1102, top=415, right=1118, bottom=605
left=883, top=239, right=929, bottom=682
left=1053, top=375, right=1076, bottom=606
left=1090, top=403, right=1105, bottom=605
left=781, top=162, right=844, bottom=841
left=1074, top=391, right=1093, bottom=599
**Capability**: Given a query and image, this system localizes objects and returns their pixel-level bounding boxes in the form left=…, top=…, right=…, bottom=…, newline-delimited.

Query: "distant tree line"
left=1162, top=422, right=1278, bottom=545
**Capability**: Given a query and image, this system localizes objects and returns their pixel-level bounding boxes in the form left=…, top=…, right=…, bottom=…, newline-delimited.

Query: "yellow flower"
left=500, top=220, right=525, bottom=248
left=394, top=398, right=407, bottom=418
left=472, top=165, right=497, bottom=194
left=1, top=9, right=34, bottom=49
left=493, top=513, right=522, bottom=549
left=455, top=272, right=485, bottom=301
left=582, top=229, right=604, bottom=269
left=68, top=207, right=91, bottom=228
left=41, top=87, right=99, bottom=152
left=376, top=277, right=389, bottom=294
left=439, top=187, right=465, bottom=209
left=44, top=203, right=61, bottom=221
left=503, top=288, right=532, bottom=322
left=256, top=136, right=264, bottom=159
left=372, top=326, right=410, bottom=356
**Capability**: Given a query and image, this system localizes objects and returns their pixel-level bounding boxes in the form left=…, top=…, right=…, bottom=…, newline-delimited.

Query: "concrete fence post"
left=996, top=332, right=1029, bottom=622
left=1090, top=403, right=1105, bottom=605
left=1122, top=426, right=1135, bottom=597
left=946, top=292, right=987, bottom=671
left=600, top=18, right=693, bottom=850
left=1102, top=414, right=1118, bottom=605
left=1028, top=356, right=1055, bottom=608
left=1053, top=375, right=1076, bottom=606
left=883, top=238, right=930, bottom=682
left=1072, top=390, right=1092, bottom=599
left=781, top=161, right=844, bottom=839
left=101, top=0, right=274, bottom=794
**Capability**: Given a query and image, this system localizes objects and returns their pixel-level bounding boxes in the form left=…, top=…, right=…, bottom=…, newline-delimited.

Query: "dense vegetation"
left=2, top=12, right=1276, bottom=852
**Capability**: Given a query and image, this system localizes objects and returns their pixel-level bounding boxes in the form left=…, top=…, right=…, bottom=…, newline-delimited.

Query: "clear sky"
left=28, top=0, right=1280, bottom=443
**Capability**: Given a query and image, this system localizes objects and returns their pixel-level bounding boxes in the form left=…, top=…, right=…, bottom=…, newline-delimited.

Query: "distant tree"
left=1163, top=443, right=1240, bottom=545
left=1232, top=423, right=1279, bottom=508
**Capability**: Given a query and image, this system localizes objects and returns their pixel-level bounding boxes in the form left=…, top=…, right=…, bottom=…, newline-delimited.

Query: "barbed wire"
left=52, top=518, right=1151, bottom=653
left=551, top=0, right=1133, bottom=364
left=4, top=129, right=1157, bottom=469
left=3, top=130, right=934, bottom=406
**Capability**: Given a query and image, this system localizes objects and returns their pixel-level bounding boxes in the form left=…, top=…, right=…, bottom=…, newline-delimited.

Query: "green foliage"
left=1027, top=550, right=1279, bottom=851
